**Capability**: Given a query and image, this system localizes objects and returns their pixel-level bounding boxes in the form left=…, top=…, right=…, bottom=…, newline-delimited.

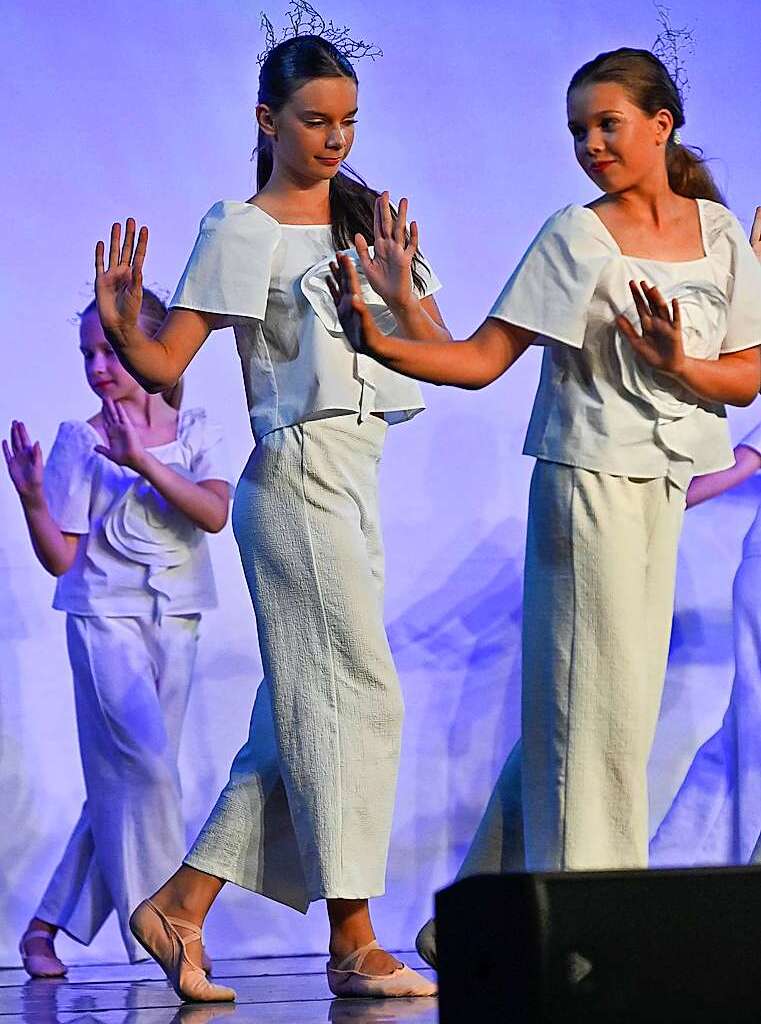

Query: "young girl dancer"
left=94, top=35, right=446, bottom=1002
left=331, top=48, right=761, bottom=962
left=5, top=290, right=231, bottom=976
left=648, top=207, right=761, bottom=866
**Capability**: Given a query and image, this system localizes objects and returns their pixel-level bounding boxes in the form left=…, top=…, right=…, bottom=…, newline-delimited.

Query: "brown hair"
left=568, top=47, right=725, bottom=205
left=80, top=290, right=184, bottom=409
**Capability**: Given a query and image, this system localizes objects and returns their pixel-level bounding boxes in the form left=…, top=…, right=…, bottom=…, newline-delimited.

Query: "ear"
left=256, top=103, right=278, bottom=139
left=653, top=107, right=675, bottom=146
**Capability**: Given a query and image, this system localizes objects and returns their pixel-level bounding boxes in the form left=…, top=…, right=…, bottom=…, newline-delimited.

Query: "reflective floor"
left=0, top=953, right=438, bottom=1024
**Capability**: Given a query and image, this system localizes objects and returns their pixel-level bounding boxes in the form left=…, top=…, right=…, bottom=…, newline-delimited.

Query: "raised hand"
left=328, top=254, right=385, bottom=357
left=354, top=192, right=418, bottom=310
left=95, top=218, right=148, bottom=335
left=94, top=399, right=148, bottom=472
left=3, top=421, right=44, bottom=504
left=751, top=207, right=761, bottom=262
left=617, top=280, right=685, bottom=376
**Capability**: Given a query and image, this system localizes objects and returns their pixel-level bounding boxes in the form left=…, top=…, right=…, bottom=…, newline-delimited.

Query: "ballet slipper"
left=414, top=917, right=437, bottom=969
left=129, top=899, right=235, bottom=1003
left=19, top=930, right=67, bottom=979
left=200, top=947, right=213, bottom=976
left=326, top=940, right=437, bottom=998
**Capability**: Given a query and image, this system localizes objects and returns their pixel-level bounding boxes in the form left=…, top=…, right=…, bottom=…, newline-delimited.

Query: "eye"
left=601, top=118, right=619, bottom=131
left=304, top=119, right=324, bottom=127
left=569, top=126, right=586, bottom=142
left=342, top=118, right=358, bottom=126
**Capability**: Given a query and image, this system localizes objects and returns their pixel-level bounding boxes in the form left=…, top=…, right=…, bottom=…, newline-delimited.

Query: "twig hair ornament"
left=257, top=1, right=383, bottom=66
left=652, top=2, right=693, bottom=145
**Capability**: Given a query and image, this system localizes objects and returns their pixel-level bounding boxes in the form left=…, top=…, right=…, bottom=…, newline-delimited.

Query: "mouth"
left=315, top=156, right=342, bottom=166
left=589, top=160, right=616, bottom=174
left=93, top=380, right=115, bottom=390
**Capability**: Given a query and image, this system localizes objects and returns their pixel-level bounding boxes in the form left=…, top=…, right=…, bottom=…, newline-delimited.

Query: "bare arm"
left=3, top=422, right=79, bottom=576
left=95, top=220, right=216, bottom=391
left=329, top=254, right=534, bottom=388
left=95, top=400, right=229, bottom=533
left=687, top=444, right=761, bottom=508
left=618, top=280, right=761, bottom=407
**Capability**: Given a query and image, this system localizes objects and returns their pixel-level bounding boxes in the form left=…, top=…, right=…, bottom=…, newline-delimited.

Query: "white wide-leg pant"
left=186, top=415, right=404, bottom=909
left=651, top=554, right=761, bottom=866
left=37, top=613, right=199, bottom=961
left=457, top=462, right=685, bottom=876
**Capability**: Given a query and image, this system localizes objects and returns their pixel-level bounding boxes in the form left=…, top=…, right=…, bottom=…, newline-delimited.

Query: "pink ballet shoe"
left=19, top=930, right=67, bottom=979
left=129, top=899, right=235, bottom=1003
left=201, top=947, right=213, bottom=976
left=327, top=940, right=438, bottom=998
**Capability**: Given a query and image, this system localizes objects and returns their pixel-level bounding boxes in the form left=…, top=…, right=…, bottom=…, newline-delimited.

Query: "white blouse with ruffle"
left=169, top=201, right=441, bottom=443
left=490, top=200, right=761, bottom=490
left=44, top=408, right=233, bottom=618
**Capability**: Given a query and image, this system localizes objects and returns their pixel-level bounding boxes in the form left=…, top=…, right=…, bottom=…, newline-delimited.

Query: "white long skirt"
left=651, top=554, right=761, bottom=866
left=185, top=414, right=404, bottom=909
left=36, top=613, right=199, bottom=961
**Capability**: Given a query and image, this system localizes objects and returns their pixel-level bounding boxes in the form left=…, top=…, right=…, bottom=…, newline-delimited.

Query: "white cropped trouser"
left=457, top=461, right=685, bottom=877
left=186, top=415, right=404, bottom=910
left=37, top=613, right=199, bottom=961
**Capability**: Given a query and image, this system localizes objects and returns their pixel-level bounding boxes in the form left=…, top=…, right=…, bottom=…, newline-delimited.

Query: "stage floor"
left=0, top=951, right=438, bottom=1023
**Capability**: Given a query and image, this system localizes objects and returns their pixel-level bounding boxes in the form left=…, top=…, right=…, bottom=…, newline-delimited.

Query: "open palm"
left=355, top=192, right=418, bottom=309
left=95, top=218, right=148, bottom=334
left=3, top=421, right=44, bottom=501
left=93, top=399, right=147, bottom=472
left=617, top=280, right=685, bottom=375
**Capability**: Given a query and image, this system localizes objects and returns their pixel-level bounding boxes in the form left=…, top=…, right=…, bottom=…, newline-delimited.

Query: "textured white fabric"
left=44, top=409, right=232, bottom=617
left=490, top=201, right=761, bottom=490
left=185, top=414, right=403, bottom=907
left=455, top=463, right=685, bottom=874
left=170, top=201, right=441, bottom=441
left=36, top=614, right=199, bottom=961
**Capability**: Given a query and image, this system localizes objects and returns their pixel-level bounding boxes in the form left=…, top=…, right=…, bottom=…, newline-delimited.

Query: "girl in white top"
left=5, top=290, right=231, bottom=977
left=650, top=210, right=761, bottom=866
left=93, top=35, right=447, bottom=1003
left=331, top=48, right=761, bottom=962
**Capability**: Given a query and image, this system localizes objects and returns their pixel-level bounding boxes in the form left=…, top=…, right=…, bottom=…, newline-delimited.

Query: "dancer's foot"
left=129, top=899, right=235, bottom=1003
left=20, top=920, right=67, bottom=979
left=414, top=917, right=437, bottom=968
left=327, top=941, right=437, bottom=998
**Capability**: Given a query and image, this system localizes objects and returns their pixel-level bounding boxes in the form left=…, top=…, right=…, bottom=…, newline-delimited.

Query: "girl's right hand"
left=94, top=218, right=148, bottom=334
left=751, top=207, right=761, bottom=262
left=3, top=421, right=44, bottom=505
left=328, top=254, right=385, bottom=357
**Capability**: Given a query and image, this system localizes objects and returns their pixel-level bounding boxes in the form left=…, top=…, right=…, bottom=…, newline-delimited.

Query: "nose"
left=326, top=126, right=345, bottom=150
left=585, top=129, right=605, bottom=155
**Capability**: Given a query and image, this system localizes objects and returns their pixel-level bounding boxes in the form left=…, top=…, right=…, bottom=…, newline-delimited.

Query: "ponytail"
left=666, top=144, right=725, bottom=204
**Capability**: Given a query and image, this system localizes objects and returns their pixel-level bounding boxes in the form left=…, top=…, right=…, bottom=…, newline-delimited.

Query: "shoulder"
left=198, top=200, right=281, bottom=242
left=53, top=419, right=98, bottom=450
left=178, top=407, right=223, bottom=449
left=522, top=204, right=617, bottom=264
left=700, top=199, right=746, bottom=247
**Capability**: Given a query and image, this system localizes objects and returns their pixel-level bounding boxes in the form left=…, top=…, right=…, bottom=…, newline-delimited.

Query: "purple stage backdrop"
left=2, top=0, right=761, bottom=964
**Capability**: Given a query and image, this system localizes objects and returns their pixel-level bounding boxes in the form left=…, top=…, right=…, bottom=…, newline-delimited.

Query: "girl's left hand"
left=328, top=254, right=385, bottom=357
left=617, top=280, right=686, bottom=377
left=751, top=206, right=761, bottom=262
left=94, top=399, right=148, bottom=472
left=354, top=192, right=418, bottom=310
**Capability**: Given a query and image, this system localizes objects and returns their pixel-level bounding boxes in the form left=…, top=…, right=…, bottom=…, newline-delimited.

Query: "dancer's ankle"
left=26, top=918, right=57, bottom=937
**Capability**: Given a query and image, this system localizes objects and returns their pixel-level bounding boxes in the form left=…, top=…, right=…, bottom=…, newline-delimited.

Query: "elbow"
left=202, top=508, right=229, bottom=534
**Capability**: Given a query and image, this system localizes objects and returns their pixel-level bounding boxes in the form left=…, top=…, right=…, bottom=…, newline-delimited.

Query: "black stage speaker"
left=436, top=866, right=761, bottom=1023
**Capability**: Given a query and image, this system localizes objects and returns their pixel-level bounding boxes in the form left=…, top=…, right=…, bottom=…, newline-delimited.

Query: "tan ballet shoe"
left=414, top=917, right=437, bottom=968
left=19, top=930, right=67, bottom=979
left=129, top=899, right=235, bottom=1003
left=200, top=947, right=213, bottom=976
left=327, top=940, right=437, bottom=998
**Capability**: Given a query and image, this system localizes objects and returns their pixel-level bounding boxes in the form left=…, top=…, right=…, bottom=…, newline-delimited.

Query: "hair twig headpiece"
left=257, top=1, right=383, bottom=66
left=651, top=3, right=694, bottom=100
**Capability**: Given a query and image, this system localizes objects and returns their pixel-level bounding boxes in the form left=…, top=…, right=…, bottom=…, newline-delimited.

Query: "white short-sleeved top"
left=44, top=408, right=233, bottom=618
left=169, top=201, right=441, bottom=442
left=490, top=200, right=761, bottom=490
